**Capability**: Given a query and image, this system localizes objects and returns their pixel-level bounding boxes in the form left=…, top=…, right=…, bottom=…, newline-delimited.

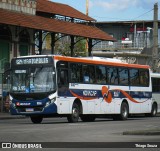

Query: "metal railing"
left=93, top=39, right=156, bottom=51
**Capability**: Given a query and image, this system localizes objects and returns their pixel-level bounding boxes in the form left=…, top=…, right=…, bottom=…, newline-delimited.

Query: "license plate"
left=26, top=108, right=34, bottom=112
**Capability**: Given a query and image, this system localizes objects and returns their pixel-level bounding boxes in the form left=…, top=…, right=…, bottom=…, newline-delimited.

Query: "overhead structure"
left=0, top=0, right=115, bottom=57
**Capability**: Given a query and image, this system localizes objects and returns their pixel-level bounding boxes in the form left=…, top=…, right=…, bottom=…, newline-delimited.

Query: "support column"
left=31, top=43, right=35, bottom=55
left=88, top=39, right=92, bottom=56
left=70, top=35, right=74, bottom=57
left=38, top=30, right=42, bottom=55
left=13, top=41, right=18, bottom=57
left=152, top=3, right=159, bottom=72
left=51, top=33, right=56, bottom=54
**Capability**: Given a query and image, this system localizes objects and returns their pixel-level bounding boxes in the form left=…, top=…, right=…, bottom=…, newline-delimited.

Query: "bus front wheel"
left=30, top=116, right=43, bottom=124
left=67, top=103, right=80, bottom=123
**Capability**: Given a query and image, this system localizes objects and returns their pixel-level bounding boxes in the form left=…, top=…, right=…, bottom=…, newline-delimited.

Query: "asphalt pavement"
left=0, top=112, right=26, bottom=120
left=0, top=112, right=160, bottom=136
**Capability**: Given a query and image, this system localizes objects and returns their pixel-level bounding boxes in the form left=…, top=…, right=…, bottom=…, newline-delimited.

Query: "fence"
left=93, top=39, right=155, bottom=51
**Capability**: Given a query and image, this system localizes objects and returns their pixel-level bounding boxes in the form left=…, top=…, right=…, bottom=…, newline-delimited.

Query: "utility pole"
left=86, top=0, right=89, bottom=16
left=86, top=0, right=89, bottom=56
left=152, top=3, right=159, bottom=72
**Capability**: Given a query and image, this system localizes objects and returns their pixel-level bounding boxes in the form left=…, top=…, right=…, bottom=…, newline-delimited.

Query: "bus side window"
left=83, top=65, right=95, bottom=84
left=152, top=78, right=160, bottom=92
left=107, top=67, right=119, bottom=85
left=58, top=70, right=68, bottom=87
left=96, top=65, right=107, bottom=84
left=118, top=68, right=129, bottom=85
left=70, top=63, right=83, bottom=83
left=139, top=69, right=149, bottom=86
left=129, top=68, right=140, bottom=86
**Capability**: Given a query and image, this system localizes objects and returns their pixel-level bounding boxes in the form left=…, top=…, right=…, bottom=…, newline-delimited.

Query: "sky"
left=51, top=0, right=160, bottom=22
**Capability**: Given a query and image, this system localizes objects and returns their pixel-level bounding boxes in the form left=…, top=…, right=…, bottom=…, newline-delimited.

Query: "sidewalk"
left=123, top=129, right=160, bottom=135
left=0, top=112, right=26, bottom=120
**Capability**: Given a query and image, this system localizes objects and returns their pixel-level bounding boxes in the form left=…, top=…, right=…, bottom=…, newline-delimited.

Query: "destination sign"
left=15, top=57, right=51, bottom=65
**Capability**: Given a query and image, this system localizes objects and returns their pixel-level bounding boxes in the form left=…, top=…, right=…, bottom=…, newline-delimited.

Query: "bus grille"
left=16, top=107, right=43, bottom=112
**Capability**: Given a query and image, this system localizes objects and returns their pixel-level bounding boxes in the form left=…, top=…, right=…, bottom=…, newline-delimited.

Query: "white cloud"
left=91, top=0, right=158, bottom=12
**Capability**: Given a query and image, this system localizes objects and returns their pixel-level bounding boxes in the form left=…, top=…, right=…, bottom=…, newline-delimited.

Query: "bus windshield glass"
left=11, top=66, right=56, bottom=93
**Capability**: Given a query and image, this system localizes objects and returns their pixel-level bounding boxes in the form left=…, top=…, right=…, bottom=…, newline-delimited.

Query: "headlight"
left=45, top=97, right=56, bottom=107
left=45, top=101, right=51, bottom=107
left=48, top=93, right=56, bottom=103
left=51, top=97, right=56, bottom=103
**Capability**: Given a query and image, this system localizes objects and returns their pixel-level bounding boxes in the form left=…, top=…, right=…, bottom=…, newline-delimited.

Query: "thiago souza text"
left=135, top=143, right=158, bottom=148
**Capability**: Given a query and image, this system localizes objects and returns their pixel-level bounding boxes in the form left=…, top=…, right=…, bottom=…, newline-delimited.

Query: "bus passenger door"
left=57, top=69, right=70, bottom=114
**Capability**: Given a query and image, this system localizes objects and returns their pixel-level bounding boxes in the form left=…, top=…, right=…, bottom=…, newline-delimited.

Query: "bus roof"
left=12, top=55, right=150, bottom=69
left=54, top=55, right=150, bottom=69
left=150, top=72, right=160, bottom=78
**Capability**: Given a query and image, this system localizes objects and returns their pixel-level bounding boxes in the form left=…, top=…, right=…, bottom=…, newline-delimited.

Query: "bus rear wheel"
left=67, top=103, right=79, bottom=123
left=30, top=116, right=43, bottom=124
left=113, top=102, right=129, bottom=120
left=151, top=103, right=157, bottom=117
left=145, top=103, right=157, bottom=117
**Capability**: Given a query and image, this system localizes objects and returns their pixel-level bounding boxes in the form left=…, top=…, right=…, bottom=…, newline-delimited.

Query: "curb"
left=0, top=113, right=27, bottom=120
left=123, top=129, right=160, bottom=135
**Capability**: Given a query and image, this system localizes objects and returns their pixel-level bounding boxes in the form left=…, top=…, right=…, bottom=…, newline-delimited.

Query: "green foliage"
left=56, top=37, right=87, bottom=57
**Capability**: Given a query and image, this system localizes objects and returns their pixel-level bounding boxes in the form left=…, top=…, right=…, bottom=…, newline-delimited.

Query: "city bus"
left=9, top=55, right=156, bottom=123
left=150, top=72, right=160, bottom=115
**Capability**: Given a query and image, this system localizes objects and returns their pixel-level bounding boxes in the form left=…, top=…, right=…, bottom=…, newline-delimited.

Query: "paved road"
left=0, top=115, right=160, bottom=142
left=0, top=115, right=160, bottom=150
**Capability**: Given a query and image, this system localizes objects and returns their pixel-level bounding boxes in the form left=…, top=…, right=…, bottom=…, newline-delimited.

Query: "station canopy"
left=0, top=0, right=116, bottom=41
left=37, top=0, right=95, bottom=22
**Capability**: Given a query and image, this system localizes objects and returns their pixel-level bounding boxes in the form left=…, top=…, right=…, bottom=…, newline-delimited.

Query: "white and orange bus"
left=150, top=72, right=160, bottom=115
left=9, top=55, right=157, bottom=123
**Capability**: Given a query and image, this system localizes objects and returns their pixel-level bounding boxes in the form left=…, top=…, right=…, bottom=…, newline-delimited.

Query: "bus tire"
left=145, top=103, right=157, bottom=117
left=113, top=102, right=129, bottom=121
left=30, top=116, right=43, bottom=124
left=151, top=103, right=157, bottom=117
left=80, top=115, right=96, bottom=122
left=67, top=103, right=79, bottom=123
left=120, top=102, right=129, bottom=120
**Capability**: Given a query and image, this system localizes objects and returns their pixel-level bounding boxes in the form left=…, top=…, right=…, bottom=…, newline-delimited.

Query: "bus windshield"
left=11, top=66, right=56, bottom=93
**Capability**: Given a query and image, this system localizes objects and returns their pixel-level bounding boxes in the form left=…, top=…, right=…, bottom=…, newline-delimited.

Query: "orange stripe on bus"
left=102, top=86, right=148, bottom=104
left=54, top=56, right=150, bottom=69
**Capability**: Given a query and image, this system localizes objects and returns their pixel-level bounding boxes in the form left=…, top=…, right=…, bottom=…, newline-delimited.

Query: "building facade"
left=93, top=21, right=160, bottom=67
